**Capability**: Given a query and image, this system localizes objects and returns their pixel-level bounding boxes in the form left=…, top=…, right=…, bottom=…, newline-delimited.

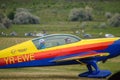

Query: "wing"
left=51, top=51, right=109, bottom=62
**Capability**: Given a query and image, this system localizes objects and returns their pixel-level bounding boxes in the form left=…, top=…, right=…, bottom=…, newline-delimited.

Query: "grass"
left=0, top=0, right=120, bottom=79
left=0, top=0, right=120, bottom=38
left=0, top=37, right=120, bottom=80
left=0, top=37, right=31, bottom=50
left=0, top=58, right=119, bottom=80
left=1, top=21, right=120, bottom=38
left=0, top=0, right=120, bottom=23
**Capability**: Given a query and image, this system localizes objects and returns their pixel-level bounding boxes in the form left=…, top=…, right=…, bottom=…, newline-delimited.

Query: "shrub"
left=16, top=8, right=29, bottom=13
left=0, top=13, right=12, bottom=29
left=85, top=6, right=93, bottom=21
left=0, top=13, right=4, bottom=23
left=30, top=15, right=40, bottom=24
left=13, top=8, right=40, bottom=24
left=68, top=6, right=93, bottom=21
left=0, top=3, right=7, bottom=13
left=1, top=3, right=6, bottom=9
left=68, top=8, right=82, bottom=21
left=2, top=18, right=12, bottom=29
left=0, top=23, right=5, bottom=29
left=80, top=22, right=87, bottom=29
left=105, top=12, right=112, bottom=19
left=99, top=22, right=107, bottom=29
left=108, top=13, right=120, bottom=27
left=7, top=11, right=15, bottom=20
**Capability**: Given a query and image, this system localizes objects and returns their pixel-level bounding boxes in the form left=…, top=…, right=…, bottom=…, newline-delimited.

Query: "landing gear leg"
left=78, top=60, right=111, bottom=78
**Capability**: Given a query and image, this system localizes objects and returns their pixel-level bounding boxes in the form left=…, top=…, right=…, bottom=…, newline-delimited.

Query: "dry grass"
left=0, top=65, right=107, bottom=80
left=0, top=37, right=31, bottom=50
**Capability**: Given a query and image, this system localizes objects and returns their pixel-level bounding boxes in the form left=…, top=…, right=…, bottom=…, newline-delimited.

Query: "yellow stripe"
left=0, top=40, right=38, bottom=58
left=54, top=53, right=109, bottom=62
left=0, top=38, right=119, bottom=58
left=40, top=38, right=119, bottom=51
left=76, top=60, right=86, bottom=65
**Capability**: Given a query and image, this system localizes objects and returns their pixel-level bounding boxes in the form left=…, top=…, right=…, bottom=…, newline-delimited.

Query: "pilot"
left=39, top=39, right=46, bottom=49
left=65, top=38, right=71, bottom=44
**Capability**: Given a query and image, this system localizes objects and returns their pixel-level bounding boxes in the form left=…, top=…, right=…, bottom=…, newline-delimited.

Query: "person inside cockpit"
left=39, top=39, right=46, bottom=49
left=65, top=38, right=71, bottom=44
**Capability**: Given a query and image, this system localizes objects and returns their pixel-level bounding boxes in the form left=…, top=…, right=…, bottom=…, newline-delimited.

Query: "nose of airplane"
left=106, top=39, right=120, bottom=58
left=117, top=39, right=120, bottom=56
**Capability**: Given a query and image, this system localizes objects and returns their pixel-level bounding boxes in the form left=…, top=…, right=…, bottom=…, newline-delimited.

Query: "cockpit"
left=32, top=34, right=81, bottom=49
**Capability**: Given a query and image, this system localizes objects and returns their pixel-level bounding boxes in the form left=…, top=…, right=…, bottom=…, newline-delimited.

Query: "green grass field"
left=0, top=37, right=120, bottom=80
left=0, top=0, right=120, bottom=37
left=1, top=21, right=120, bottom=38
left=0, top=0, right=120, bottom=80
left=0, top=0, right=120, bottom=23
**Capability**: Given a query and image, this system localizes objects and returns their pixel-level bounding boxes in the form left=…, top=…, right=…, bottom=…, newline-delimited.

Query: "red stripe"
left=0, top=41, right=113, bottom=66
left=34, top=41, right=113, bottom=60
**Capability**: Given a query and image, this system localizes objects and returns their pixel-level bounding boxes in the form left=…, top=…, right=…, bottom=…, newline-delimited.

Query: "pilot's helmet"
left=39, top=39, right=45, bottom=43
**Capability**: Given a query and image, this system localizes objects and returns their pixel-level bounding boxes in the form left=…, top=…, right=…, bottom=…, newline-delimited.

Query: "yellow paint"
left=76, top=60, right=86, bottom=65
left=0, top=40, right=37, bottom=58
left=41, top=37, right=119, bottom=51
left=55, top=53, right=110, bottom=62
left=0, top=37, right=119, bottom=59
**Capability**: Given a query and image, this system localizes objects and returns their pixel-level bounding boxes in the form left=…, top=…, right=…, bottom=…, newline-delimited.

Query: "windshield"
left=32, top=34, right=81, bottom=49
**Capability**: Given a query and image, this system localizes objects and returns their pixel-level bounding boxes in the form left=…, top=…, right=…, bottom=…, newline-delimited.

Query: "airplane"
left=0, top=34, right=120, bottom=78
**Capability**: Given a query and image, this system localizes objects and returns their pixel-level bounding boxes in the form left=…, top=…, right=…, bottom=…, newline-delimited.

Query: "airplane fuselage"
left=0, top=37, right=120, bottom=68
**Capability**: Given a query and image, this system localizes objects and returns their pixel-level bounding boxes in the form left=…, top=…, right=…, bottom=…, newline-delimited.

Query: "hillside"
left=0, top=0, right=120, bottom=37
left=0, top=0, right=120, bottom=22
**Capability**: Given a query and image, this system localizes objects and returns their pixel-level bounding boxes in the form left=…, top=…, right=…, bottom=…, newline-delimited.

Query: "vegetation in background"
left=0, top=0, right=120, bottom=23
left=108, top=13, right=120, bottom=27
left=0, top=0, right=119, bottom=37
left=0, top=1, right=120, bottom=80
left=13, top=8, right=40, bottom=24
left=105, top=12, right=112, bottom=19
left=0, top=13, right=12, bottom=29
left=68, top=6, right=93, bottom=21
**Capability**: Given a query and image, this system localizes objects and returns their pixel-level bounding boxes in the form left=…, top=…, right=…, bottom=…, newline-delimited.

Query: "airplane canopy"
left=32, top=34, right=81, bottom=49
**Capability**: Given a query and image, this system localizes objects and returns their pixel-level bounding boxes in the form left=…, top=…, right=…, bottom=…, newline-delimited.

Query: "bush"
left=69, top=8, right=84, bottom=21
left=1, top=3, right=6, bottom=9
left=13, top=8, right=40, bottom=24
left=0, top=13, right=4, bottom=23
left=7, top=11, right=15, bottom=20
left=0, top=23, right=5, bottom=29
left=80, top=22, right=87, bottom=29
left=0, top=19, right=12, bottom=29
left=85, top=6, right=93, bottom=21
left=2, top=18, right=12, bottom=29
left=0, top=13, right=12, bottom=29
left=105, top=12, right=112, bottom=19
left=15, top=8, right=28, bottom=13
left=99, top=22, right=107, bottom=29
left=68, top=6, right=93, bottom=21
left=108, top=13, right=120, bottom=27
